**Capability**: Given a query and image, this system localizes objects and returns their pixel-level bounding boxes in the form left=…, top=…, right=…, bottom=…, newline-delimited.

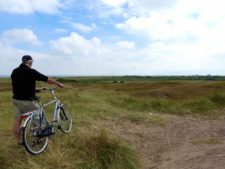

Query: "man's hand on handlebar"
left=57, top=83, right=64, bottom=88
left=35, top=88, right=43, bottom=93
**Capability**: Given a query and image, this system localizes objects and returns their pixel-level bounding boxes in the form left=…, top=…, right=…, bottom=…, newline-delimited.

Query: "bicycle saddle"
left=29, top=96, right=41, bottom=101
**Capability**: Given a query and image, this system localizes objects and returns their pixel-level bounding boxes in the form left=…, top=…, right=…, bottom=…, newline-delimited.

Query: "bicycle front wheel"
left=58, top=106, right=72, bottom=134
left=22, top=115, right=48, bottom=155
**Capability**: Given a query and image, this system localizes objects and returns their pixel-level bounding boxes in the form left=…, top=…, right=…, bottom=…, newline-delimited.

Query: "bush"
left=65, top=129, right=140, bottom=169
left=209, top=94, right=225, bottom=106
left=84, top=130, right=140, bottom=169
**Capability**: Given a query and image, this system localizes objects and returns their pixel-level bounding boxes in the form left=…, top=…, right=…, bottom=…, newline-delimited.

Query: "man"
left=11, top=55, right=64, bottom=145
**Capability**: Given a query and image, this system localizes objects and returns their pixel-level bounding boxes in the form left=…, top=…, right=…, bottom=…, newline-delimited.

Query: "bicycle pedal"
left=37, top=131, right=54, bottom=138
left=37, top=126, right=54, bottom=138
left=43, top=125, right=52, bottom=131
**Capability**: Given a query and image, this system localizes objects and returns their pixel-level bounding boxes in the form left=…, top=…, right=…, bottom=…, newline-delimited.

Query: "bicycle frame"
left=21, top=89, right=61, bottom=128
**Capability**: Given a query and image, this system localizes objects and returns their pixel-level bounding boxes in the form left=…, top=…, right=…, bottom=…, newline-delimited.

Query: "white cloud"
left=1, top=31, right=225, bottom=76
left=115, top=0, right=225, bottom=71
left=126, top=0, right=178, bottom=16
left=0, top=39, right=73, bottom=76
left=115, top=0, right=225, bottom=42
left=49, top=32, right=105, bottom=56
left=49, top=33, right=144, bottom=75
left=1, top=28, right=40, bottom=46
left=48, top=32, right=225, bottom=76
left=54, top=28, right=68, bottom=33
left=100, top=0, right=128, bottom=7
left=0, top=43, right=34, bottom=75
left=0, top=0, right=62, bottom=14
left=30, top=0, right=62, bottom=14
left=89, top=0, right=178, bottom=18
left=116, top=13, right=201, bottom=42
left=86, top=0, right=127, bottom=17
left=72, top=23, right=94, bottom=33
left=0, top=0, right=32, bottom=14
left=116, top=40, right=135, bottom=49
left=62, top=20, right=97, bottom=33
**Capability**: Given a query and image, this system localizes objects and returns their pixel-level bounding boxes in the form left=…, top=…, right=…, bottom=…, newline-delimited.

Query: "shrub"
left=209, top=94, right=225, bottom=106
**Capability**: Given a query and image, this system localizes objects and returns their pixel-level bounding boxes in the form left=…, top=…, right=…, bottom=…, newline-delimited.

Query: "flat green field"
left=1, top=77, right=225, bottom=169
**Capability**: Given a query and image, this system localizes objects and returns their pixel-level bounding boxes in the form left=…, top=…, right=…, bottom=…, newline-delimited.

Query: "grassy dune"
left=1, top=78, right=225, bottom=169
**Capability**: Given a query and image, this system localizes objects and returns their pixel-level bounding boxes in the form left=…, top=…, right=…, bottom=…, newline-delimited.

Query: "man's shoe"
left=17, top=142, right=24, bottom=146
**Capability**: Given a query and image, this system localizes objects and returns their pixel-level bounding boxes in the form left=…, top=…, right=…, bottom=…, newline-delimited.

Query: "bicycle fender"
left=21, top=115, right=32, bottom=128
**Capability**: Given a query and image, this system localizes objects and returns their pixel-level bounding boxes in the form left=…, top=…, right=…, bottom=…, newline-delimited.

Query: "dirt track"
left=104, top=114, right=225, bottom=169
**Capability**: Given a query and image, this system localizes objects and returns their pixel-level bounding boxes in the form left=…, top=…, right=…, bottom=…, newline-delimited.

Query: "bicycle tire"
left=22, top=115, right=48, bottom=155
left=58, top=106, right=72, bottom=134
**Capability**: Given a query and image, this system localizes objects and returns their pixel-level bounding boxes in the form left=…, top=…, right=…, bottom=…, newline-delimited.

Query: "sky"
left=1, top=0, right=225, bottom=76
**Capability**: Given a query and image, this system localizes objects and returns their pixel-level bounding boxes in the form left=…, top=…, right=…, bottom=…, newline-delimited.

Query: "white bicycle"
left=20, top=88, right=73, bottom=155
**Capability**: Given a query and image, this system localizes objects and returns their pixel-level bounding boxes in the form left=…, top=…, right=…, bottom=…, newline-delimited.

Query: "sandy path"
left=104, top=114, right=225, bottom=169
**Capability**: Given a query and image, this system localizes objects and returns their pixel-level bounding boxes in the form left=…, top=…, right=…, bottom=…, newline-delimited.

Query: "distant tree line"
left=57, top=75, right=225, bottom=83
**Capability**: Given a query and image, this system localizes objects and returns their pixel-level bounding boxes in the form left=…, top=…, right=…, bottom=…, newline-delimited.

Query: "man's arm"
left=47, top=77, right=64, bottom=88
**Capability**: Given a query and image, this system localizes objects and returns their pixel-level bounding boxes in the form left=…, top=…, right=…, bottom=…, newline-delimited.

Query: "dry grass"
left=0, top=79, right=141, bottom=169
left=1, top=78, right=225, bottom=169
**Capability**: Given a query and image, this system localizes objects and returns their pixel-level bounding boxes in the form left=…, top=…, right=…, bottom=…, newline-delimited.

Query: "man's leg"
left=12, top=100, right=23, bottom=144
left=12, top=99, right=40, bottom=144
left=13, top=117, right=22, bottom=143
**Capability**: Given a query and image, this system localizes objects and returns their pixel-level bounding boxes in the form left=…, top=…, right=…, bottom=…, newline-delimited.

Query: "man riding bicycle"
left=11, top=55, right=64, bottom=145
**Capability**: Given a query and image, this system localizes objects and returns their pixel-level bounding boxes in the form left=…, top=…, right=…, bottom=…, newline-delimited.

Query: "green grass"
left=2, top=78, right=225, bottom=169
left=0, top=81, right=141, bottom=169
left=192, top=138, right=222, bottom=145
left=74, top=129, right=140, bottom=169
left=121, top=113, right=166, bottom=126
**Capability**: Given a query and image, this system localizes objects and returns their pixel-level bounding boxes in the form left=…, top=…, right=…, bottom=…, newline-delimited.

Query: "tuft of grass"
left=209, top=93, right=225, bottom=106
left=85, top=130, right=140, bottom=169
left=192, top=138, right=222, bottom=145
left=122, top=113, right=166, bottom=126
left=63, top=128, right=140, bottom=169
left=183, top=99, right=216, bottom=113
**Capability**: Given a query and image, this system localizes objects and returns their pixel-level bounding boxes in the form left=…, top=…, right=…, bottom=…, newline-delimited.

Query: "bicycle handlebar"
left=41, top=87, right=56, bottom=91
left=40, top=87, right=58, bottom=99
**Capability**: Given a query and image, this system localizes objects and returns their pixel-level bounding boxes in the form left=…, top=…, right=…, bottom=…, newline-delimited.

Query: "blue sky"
left=1, top=0, right=225, bottom=76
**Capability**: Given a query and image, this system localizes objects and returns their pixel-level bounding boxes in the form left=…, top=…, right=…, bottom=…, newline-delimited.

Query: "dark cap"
left=22, top=55, right=33, bottom=62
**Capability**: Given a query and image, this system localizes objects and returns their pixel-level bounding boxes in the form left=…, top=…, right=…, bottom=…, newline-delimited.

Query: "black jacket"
left=11, top=64, right=48, bottom=100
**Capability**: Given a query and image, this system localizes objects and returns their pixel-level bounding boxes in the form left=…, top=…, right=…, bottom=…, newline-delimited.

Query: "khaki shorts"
left=12, top=99, right=39, bottom=119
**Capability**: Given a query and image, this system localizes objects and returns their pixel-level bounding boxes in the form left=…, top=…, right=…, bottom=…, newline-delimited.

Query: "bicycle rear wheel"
left=22, top=115, right=48, bottom=155
left=58, top=106, right=72, bottom=134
